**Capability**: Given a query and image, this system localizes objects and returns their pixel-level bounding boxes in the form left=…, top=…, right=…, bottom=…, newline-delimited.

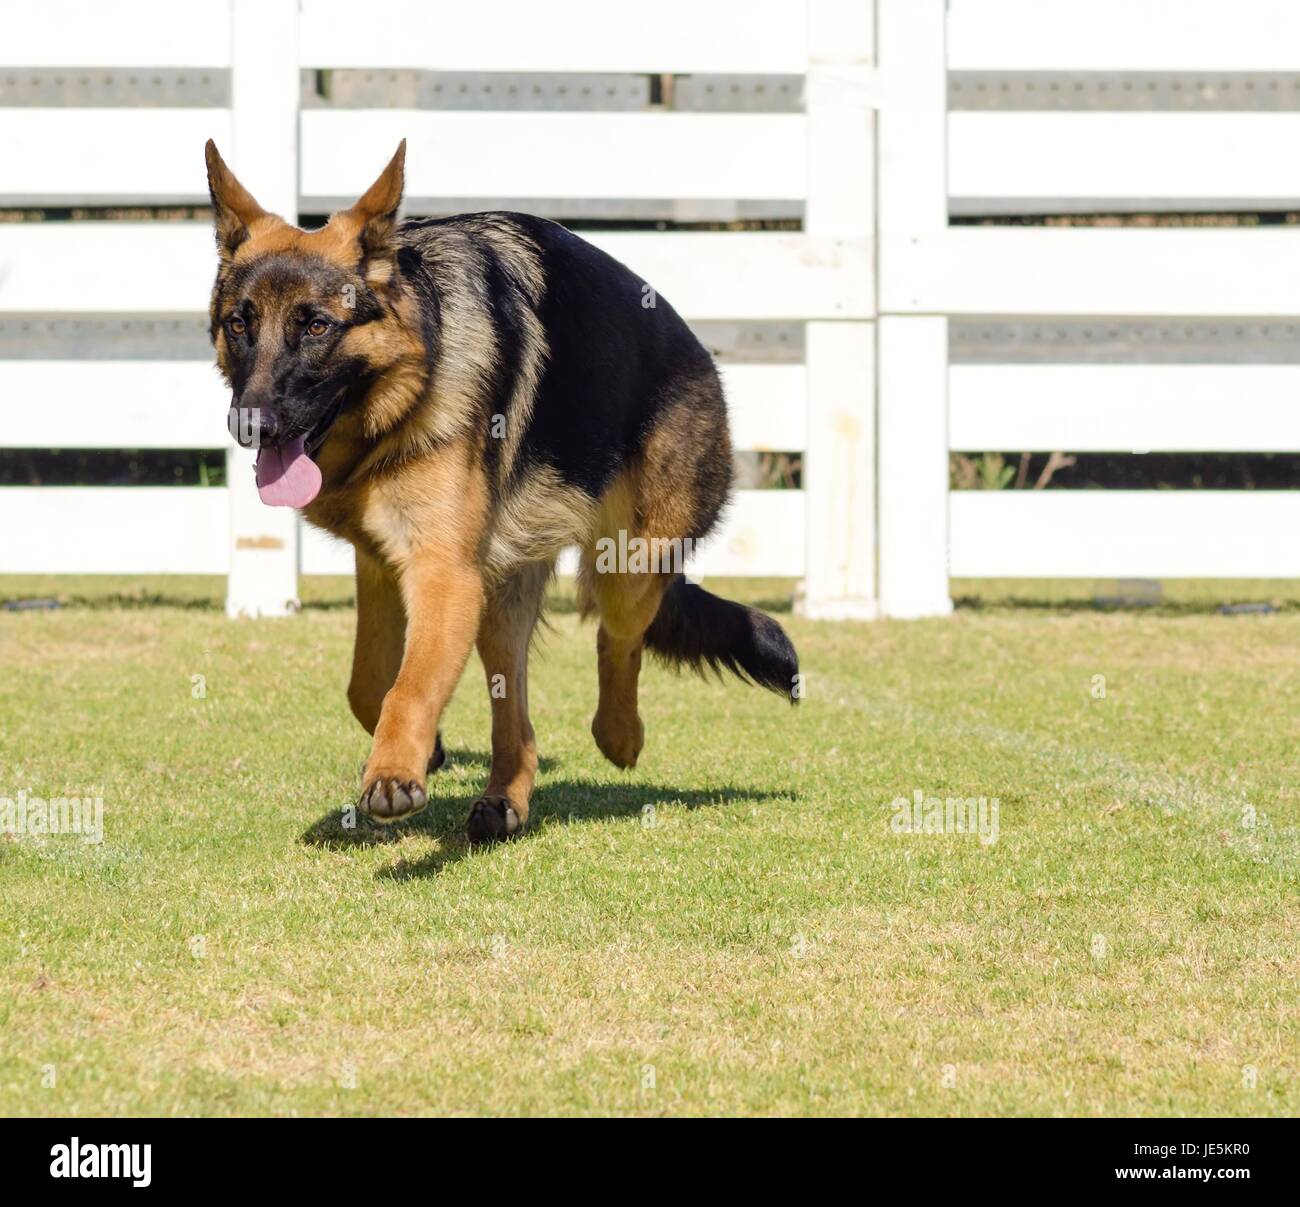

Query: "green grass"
left=1, top=575, right=1297, bottom=1116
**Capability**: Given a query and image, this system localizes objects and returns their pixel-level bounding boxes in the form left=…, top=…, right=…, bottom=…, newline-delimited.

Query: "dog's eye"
left=226, top=316, right=246, bottom=337
left=306, top=318, right=331, bottom=337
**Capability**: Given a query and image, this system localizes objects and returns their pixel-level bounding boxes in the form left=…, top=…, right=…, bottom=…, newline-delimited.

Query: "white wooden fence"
left=1, top=0, right=1298, bottom=618
left=880, top=0, right=1300, bottom=616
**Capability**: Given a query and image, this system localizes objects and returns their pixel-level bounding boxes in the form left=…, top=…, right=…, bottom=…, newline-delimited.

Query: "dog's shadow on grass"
left=299, top=748, right=793, bottom=880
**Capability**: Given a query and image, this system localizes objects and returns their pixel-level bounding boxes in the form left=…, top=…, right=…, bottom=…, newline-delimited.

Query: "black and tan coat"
left=206, top=140, right=798, bottom=844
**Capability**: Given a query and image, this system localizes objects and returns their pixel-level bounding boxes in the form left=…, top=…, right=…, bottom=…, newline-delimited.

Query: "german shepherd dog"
left=205, top=139, right=798, bottom=844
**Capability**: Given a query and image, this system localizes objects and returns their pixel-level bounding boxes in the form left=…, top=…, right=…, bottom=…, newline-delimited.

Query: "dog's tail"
left=643, top=575, right=799, bottom=702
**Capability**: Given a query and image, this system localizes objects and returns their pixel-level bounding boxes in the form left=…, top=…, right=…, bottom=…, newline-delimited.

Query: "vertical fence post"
left=224, top=0, right=301, bottom=618
left=800, top=0, right=878, bottom=620
left=876, top=0, right=953, bottom=618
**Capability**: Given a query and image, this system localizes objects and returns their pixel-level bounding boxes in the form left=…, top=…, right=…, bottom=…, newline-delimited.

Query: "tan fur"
left=363, top=551, right=484, bottom=793
left=589, top=573, right=670, bottom=770
left=578, top=470, right=670, bottom=768
left=346, top=550, right=406, bottom=736
left=474, top=562, right=551, bottom=826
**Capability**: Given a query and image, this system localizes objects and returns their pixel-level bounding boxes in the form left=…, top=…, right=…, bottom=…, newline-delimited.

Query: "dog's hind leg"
left=582, top=368, right=799, bottom=768
left=348, top=550, right=445, bottom=780
left=581, top=483, right=673, bottom=770
left=589, top=570, right=672, bottom=769
left=465, top=561, right=551, bottom=844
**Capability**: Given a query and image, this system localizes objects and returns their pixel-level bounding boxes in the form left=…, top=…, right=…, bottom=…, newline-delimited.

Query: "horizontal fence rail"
left=947, top=0, right=1300, bottom=72
left=949, top=112, right=1300, bottom=206
left=950, top=492, right=1300, bottom=579
left=0, top=487, right=807, bottom=579
left=0, top=1, right=232, bottom=68
left=883, top=228, right=1300, bottom=317
left=300, top=111, right=808, bottom=204
left=0, top=226, right=872, bottom=320
left=949, top=365, right=1300, bottom=453
left=298, top=0, right=812, bottom=74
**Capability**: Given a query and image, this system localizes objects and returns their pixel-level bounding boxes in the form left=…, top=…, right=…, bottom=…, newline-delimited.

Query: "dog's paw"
left=427, top=731, right=447, bottom=775
left=360, top=774, right=428, bottom=825
left=465, top=795, right=523, bottom=846
left=591, top=710, right=644, bottom=770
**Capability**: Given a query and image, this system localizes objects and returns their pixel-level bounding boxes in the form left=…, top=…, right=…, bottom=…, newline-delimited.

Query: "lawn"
left=0, top=574, right=1296, bottom=1116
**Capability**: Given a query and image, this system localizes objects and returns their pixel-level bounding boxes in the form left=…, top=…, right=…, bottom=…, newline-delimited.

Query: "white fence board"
left=0, top=111, right=229, bottom=203
left=699, top=490, right=805, bottom=576
left=299, top=0, right=810, bottom=74
left=299, top=525, right=351, bottom=576
left=589, top=233, right=873, bottom=321
left=0, top=225, right=872, bottom=322
left=950, top=491, right=1300, bottom=578
left=300, top=490, right=806, bottom=578
left=950, top=113, right=1300, bottom=204
left=0, top=0, right=231, bottom=68
left=0, top=486, right=229, bottom=573
left=0, top=361, right=798, bottom=455
left=302, top=111, right=806, bottom=202
left=884, top=227, right=1300, bottom=317
left=948, top=0, right=1300, bottom=71
left=0, top=362, right=229, bottom=448
left=950, top=365, right=1300, bottom=453
left=720, top=364, right=806, bottom=451
left=0, top=224, right=215, bottom=313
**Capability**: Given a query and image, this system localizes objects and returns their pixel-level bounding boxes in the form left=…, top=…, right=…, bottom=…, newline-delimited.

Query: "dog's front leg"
left=359, top=555, right=483, bottom=824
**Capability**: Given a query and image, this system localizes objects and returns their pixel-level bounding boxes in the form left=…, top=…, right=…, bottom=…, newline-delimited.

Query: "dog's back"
left=395, top=211, right=730, bottom=545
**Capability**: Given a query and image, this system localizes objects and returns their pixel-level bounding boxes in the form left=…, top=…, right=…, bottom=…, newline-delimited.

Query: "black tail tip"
left=643, top=577, right=800, bottom=702
left=747, top=607, right=801, bottom=702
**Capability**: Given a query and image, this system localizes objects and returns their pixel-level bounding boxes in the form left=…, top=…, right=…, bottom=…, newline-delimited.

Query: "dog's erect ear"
left=205, top=139, right=272, bottom=259
left=332, top=140, right=405, bottom=257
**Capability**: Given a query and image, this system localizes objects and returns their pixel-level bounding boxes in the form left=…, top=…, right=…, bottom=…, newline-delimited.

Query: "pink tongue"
left=255, top=436, right=322, bottom=508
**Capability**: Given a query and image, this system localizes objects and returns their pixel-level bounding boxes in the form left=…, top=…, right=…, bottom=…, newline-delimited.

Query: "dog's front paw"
left=360, top=773, right=428, bottom=825
left=466, top=795, right=523, bottom=846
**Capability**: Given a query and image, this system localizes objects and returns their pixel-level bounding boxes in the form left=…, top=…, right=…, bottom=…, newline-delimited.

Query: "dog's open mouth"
left=253, top=400, right=343, bottom=509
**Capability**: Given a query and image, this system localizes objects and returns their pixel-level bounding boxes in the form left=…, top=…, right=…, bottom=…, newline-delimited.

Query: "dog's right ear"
left=205, top=139, right=271, bottom=260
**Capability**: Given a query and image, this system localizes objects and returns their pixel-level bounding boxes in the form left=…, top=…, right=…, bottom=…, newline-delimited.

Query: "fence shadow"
left=299, top=750, right=793, bottom=880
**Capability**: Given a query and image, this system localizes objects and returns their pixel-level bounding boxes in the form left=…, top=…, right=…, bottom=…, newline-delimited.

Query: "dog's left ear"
left=333, top=140, right=406, bottom=258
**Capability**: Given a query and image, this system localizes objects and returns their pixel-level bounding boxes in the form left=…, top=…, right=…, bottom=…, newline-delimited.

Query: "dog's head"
left=205, top=139, right=409, bottom=507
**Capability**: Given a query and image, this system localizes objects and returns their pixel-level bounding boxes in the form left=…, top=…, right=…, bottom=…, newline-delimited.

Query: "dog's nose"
left=228, top=401, right=281, bottom=448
